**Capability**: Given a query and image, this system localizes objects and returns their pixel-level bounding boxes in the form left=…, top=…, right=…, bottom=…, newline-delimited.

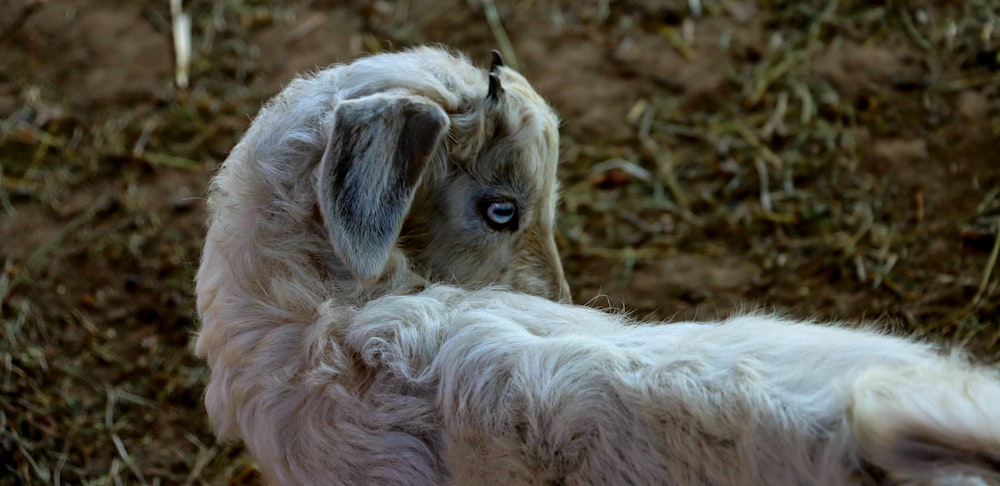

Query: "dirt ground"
left=1, top=0, right=998, bottom=483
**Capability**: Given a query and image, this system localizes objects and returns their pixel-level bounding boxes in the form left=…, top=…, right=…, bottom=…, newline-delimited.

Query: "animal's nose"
left=506, top=229, right=572, bottom=303
left=554, top=275, right=572, bottom=304
left=545, top=239, right=572, bottom=304
left=503, top=251, right=572, bottom=303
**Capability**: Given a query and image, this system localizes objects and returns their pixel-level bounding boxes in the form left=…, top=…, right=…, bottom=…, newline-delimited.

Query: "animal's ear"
left=316, top=94, right=449, bottom=283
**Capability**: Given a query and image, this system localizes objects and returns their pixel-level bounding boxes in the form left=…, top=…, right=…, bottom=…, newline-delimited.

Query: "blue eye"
left=487, top=202, right=515, bottom=224
left=480, top=200, right=519, bottom=231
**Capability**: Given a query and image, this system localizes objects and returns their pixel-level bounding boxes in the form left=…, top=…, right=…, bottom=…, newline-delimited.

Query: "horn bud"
left=490, top=50, right=504, bottom=72
left=487, top=71, right=503, bottom=101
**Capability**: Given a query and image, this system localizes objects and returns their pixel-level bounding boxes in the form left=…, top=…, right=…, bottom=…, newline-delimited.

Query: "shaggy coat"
left=195, top=47, right=1000, bottom=485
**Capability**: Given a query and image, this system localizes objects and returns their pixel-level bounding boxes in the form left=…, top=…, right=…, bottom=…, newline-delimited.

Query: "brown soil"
left=2, top=0, right=998, bottom=483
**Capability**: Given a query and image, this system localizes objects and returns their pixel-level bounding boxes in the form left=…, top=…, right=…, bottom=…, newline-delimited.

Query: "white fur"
left=348, top=287, right=1000, bottom=485
left=195, top=47, right=1000, bottom=485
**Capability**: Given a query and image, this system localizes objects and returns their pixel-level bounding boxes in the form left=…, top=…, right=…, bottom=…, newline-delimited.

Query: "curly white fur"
left=195, top=47, right=1000, bottom=485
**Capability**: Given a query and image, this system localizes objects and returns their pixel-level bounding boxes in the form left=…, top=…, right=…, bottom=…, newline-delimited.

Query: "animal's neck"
left=348, top=250, right=431, bottom=304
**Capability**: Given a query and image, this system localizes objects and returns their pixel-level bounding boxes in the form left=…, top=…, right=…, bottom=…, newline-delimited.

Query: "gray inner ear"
left=317, top=95, right=449, bottom=283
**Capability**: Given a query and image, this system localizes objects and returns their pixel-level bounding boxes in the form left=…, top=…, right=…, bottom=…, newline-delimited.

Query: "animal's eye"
left=479, top=200, right=519, bottom=231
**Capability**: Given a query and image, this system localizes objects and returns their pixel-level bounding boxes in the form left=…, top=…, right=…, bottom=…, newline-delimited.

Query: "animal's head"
left=315, top=48, right=571, bottom=302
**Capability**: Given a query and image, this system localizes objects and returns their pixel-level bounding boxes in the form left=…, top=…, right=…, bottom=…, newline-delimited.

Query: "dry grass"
left=1, top=0, right=998, bottom=484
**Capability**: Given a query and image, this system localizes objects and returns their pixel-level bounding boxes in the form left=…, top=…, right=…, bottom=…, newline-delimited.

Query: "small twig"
left=626, top=99, right=648, bottom=125
left=138, top=150, right=200, bottom=171
left=638, top=108, right=691, bottom=210
left=170, top=0, right=192, bottom=89
left=761, top=91, right=788, bottom=138
left=51, top=419, right=80, bottom=486
left=591, top=158, right=652, bottom=182
left=288, top=13, right=326, bottom=42
left=975, top=187, right=999, bottom=215
left=842, top=203, right=874, bottom=252
left=734, top=122, right=785, bottom=169
left=112, top=433, right=148, bottom=485
left=481, top=0, right=519, bottom=71
left=945, top=20, right=958, bottom=51
left=8, top=430, right=50, bottom=482
left=754, top=156, right=772, bottom=213
left=659, top=26, right=696, bottom=60
left=183, top=445, right=220, bottom=486
left=749, top=52, right=801, bottom=105
left=105, top=387, right=118, bottom=430
left=898, top=6, right=932, bottom=52
left=971, top=218, right=1000, bottom=308
left=807, top=0, right=839, bottom=41
left=0, top=260, right=13, bottom=307
left=4, top=121, right=66, bottom=148
left=0, top=163, right=16, bottom=217
left=131, top=118, right=159, bottom=158
left=687, top=0, right=702, bottom=16
left=937, top=71, right=1000, bottom=92
left=872, top=253, right=898, bottom=290
left=854, top=254, right=868, bottom=283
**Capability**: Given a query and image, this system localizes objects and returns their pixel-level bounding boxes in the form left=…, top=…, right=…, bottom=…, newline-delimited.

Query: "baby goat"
left=196, top=46, right=568, bottom=484
left=195, top=47, right=1000, bottom=485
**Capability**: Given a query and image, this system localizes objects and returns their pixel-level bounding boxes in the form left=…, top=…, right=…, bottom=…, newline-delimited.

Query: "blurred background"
left=1, top=0, right=998, bottom=483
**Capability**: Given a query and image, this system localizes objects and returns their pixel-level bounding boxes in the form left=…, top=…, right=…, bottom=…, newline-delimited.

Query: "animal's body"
left=195, top=47, right=1000, bottom=485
